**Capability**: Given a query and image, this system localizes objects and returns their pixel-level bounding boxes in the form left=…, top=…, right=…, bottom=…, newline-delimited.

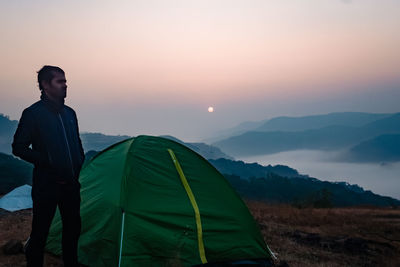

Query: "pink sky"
left=1, top=0, right=399, bottom=141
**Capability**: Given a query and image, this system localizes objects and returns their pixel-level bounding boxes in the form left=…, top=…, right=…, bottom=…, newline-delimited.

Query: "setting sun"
left=208, top=107, right=214, bottom=113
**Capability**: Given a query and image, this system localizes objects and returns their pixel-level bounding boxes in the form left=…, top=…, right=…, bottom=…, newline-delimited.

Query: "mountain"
left=255, top=112, right=391, bottom=132
left=80, top=132, right=131, bottom=152
left=214, top=113, right=400, bottom=157
left=203, top=119, right=268, bottom=143
left=204, top=112, right=391, bottom=143
left=0, top=112, right=233, bottom=160
left=208, top=158, right=399, bottom=207
left=225, top=173, right=399, bottom=207
left=208, top=158, right=301, bottom=179
left=0, top=153, right=33, bottom=194
left=205, top=157, right=400, bottom=207
left=161, top=135, right=233, bottom=160
left=0, top=114, right=18, bottom=154
left=343, top=134, right=400, bottom=162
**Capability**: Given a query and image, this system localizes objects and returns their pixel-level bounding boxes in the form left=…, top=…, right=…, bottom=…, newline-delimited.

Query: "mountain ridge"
left=214, top=113, right=400, bottom=158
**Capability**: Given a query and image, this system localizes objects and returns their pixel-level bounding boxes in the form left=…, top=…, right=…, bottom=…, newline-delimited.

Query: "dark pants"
left=26, top=182, right=81, bottom=267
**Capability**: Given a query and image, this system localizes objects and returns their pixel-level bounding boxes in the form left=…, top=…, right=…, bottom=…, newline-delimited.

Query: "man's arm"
left=12, top=109, right=48, bottom=166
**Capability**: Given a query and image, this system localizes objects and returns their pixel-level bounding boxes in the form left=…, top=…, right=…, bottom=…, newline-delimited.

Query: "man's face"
left=43, top=71, right=67, bottom=100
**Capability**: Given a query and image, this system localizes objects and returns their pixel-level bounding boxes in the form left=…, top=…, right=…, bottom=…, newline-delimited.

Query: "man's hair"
left=37, top=65, right=65, bottom=91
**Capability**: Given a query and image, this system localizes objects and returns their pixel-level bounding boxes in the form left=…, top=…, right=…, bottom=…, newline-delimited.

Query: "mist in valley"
left=240, top=150, right=400, bottom=200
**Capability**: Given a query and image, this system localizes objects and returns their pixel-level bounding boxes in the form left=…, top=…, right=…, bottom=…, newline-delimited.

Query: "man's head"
left=37, top=65, right=67, bottom=101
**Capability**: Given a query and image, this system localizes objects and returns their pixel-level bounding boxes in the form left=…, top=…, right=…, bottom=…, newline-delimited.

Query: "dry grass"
left=1, top=202, right=400, bottom=266
left=0, top=209, right=62, bottom=267
left=247, top=201, right=400, bottom=267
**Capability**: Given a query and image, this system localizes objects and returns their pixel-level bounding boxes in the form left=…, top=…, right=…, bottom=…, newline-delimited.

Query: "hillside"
left=0, top=112, right=232, bottom=161
left=255, top=112, right=391, bottom=132
left=0, top=153, right=32, bottom=194
left=80, top=132, right=131, bottom=151
left=343, top=134, right=400, bottom=163
left=225, top=174, right=399, bottom=207
left=161, top=135, right=233, bottom=160
left=208, top=158, right=301, bottom=178
left=0, top=114, right=18, bottom=154
left=214, top=113, right=400, bottom=157
left=208, top=158, right=399, bottom=207
left=204, top=112, right=391, bottom=143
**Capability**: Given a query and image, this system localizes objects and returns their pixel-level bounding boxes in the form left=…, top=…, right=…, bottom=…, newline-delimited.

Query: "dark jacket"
left=12, top=94, right=84, bottom=187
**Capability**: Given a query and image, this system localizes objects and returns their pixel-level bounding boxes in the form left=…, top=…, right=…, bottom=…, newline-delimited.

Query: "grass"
left=247, top=201, right=400, bottom=266
left=1, top=201, right=399, bottom=266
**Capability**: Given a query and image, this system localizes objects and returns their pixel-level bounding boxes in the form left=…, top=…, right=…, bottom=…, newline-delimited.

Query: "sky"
left=1, top=0, right=399, bottom=141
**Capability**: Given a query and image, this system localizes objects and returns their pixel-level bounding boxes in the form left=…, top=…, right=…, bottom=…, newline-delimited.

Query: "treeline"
left=224, top=173, right=400, bottom=208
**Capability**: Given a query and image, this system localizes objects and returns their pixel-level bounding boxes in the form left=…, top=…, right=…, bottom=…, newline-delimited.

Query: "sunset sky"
left=1, top=0, right=399, bottom=141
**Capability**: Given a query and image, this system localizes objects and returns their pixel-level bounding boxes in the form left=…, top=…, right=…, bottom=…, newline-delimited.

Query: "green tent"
left=46, top=135, right=272, bottom=266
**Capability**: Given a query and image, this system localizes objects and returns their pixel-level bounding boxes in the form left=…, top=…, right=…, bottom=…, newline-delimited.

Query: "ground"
left=1, top=202, right=399, bottom=266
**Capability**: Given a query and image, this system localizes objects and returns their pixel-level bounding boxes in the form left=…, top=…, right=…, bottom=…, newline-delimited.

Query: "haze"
left=1, top=0, right=399, bottom=141
left=241, top=150, right=400, bottom=200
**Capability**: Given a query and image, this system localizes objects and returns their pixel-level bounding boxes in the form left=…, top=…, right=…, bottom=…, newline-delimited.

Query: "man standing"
left=12, top=66, right=84, bottom=267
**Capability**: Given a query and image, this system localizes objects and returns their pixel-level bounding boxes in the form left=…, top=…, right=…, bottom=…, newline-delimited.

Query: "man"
left=12, top=66, right=84, bottom=267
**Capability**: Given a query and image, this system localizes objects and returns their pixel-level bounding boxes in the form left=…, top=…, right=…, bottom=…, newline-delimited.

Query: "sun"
left=208, top=106, right=214, bottom=113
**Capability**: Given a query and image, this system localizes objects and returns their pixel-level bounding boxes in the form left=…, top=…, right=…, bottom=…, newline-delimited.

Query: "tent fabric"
left=46, top=135, right=272, bottom=266
left=0, top=184, right=32, bottom=212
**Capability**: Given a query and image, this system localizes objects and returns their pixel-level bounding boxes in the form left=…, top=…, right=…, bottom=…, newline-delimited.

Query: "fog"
left=239, top=150, right=400, bottom=200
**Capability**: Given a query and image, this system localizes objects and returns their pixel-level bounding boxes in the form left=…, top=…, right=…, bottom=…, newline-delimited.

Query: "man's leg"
left=26, top=188, right=58, bottom=267
left=58, top=183, right=81, bottom=267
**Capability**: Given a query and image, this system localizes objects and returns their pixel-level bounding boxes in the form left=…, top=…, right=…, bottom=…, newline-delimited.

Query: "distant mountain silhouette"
left=0, top=114, right=18, bottom=154
left=80, top=132, right=131, bottom=151
left=0, top=113, right=233, bottom=162
left=214, top=113, right=400, bottom=157
left=203, top=120, right=268, bottom=143
left=342, top=134, right=400, bottom=162
left=161, top=135, right=233, bottom=160
left=205, top=112, right=392, bottom=143
left=0, top=153, right=32, bottom=194
left=208, top=158, right=399, bottom=207
left=208, top=158, right=301, bottom=179
left=255, top=112, right=391, bottom=132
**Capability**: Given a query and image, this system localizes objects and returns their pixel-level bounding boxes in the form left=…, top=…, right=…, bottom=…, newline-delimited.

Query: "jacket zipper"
left=58, top=113, right=76, bottom=178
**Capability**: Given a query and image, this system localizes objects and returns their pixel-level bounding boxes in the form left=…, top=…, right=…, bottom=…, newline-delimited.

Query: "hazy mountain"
left=161, top=135, right=233, bottom=160
left=209, top=158, right=301, bottom=179
left=203, top=119, right=268, bottom=143
left=204, top=112, right=391, bottom=143
left=360, top=113, right=400, bottom=135
left=342, top=134, right=400, bottom=163
left=0, top=153, right=32, bottom=194
left=80, top=132, right=131, bottom=152
left=0, top=112, right=233, bottom=161
left=214, top=113, right=400, bottom=157
left=255, top=112, right=391, bottom=132
left=0, top=114, right=18, bottom=154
